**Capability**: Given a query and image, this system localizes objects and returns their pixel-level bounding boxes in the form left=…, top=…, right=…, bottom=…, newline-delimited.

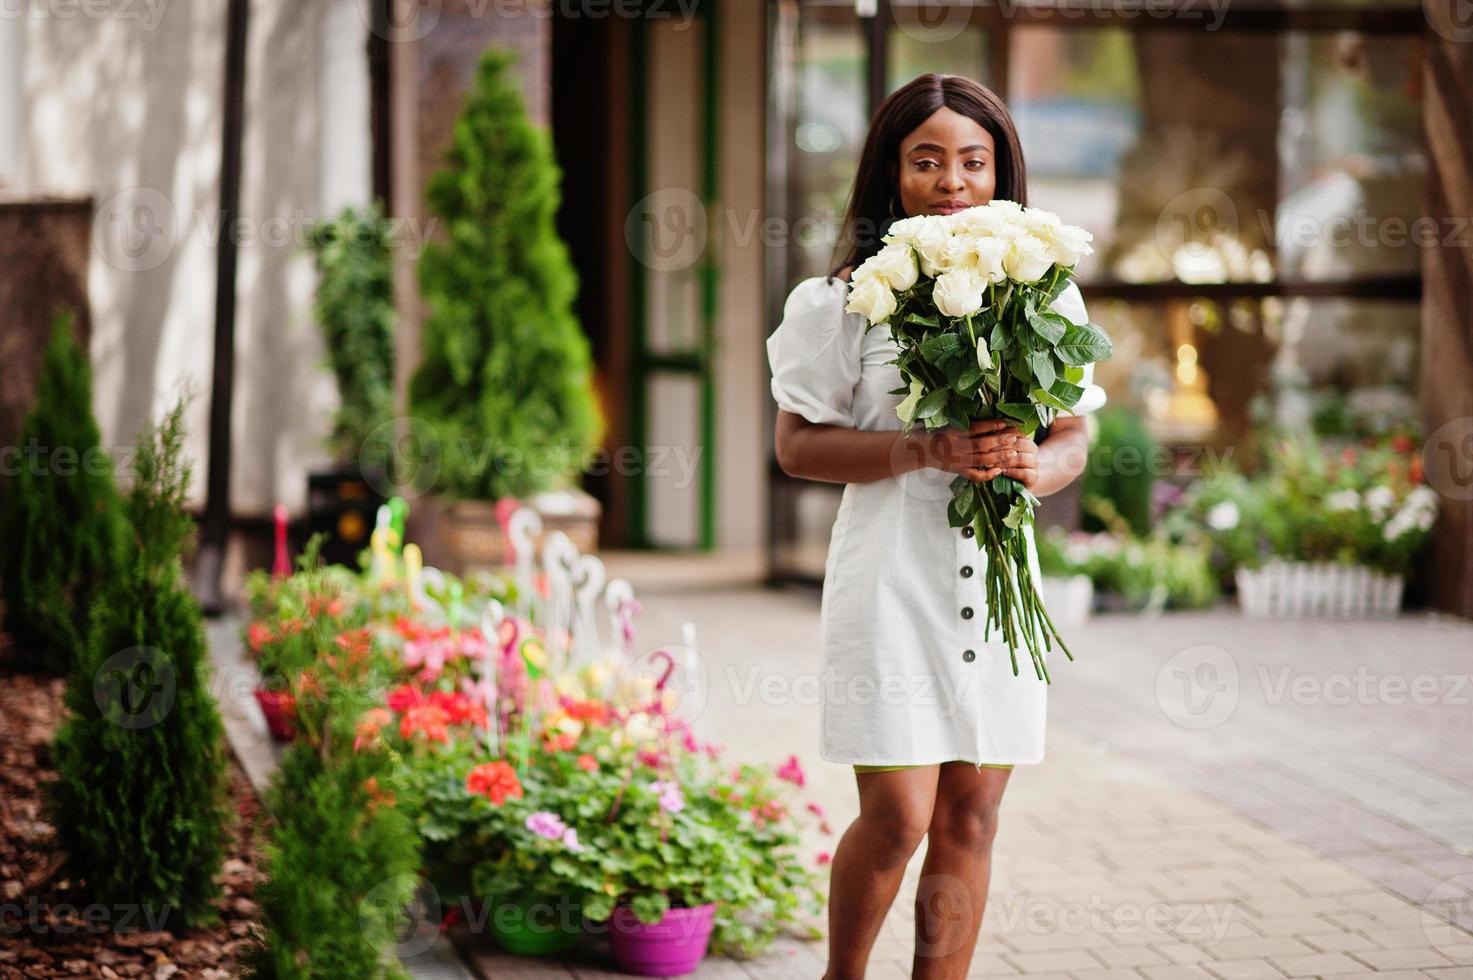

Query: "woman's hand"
left=911, top=419, right=1035, bottom=484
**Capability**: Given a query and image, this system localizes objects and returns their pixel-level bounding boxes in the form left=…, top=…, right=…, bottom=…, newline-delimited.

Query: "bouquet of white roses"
left=844, top=200, right=1114, bottom=682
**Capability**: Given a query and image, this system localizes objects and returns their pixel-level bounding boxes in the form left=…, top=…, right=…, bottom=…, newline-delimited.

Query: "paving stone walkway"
left=210, top=555, right=1473, bottom=979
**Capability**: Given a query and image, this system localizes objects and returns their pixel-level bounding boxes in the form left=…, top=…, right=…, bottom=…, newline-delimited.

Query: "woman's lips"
left=932, top=201, right=972, bottom=214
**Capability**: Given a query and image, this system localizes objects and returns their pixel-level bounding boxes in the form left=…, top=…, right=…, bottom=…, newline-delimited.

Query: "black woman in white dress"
left=766, top=73, right=1107, bottom=980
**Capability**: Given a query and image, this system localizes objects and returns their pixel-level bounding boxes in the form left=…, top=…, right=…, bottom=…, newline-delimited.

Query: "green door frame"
left=627, top=0, right=721, bottom=550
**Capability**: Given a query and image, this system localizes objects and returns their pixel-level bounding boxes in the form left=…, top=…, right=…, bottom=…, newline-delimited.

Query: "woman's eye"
left=967, top=160, right=985, bottom=169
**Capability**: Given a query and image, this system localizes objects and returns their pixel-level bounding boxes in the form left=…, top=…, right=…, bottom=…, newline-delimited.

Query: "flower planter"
left=606, top=903, right=717, bottom=977
left=486, top=894, right=583, bottom=955
left=1039, top=574, right=1093, bottom=627
left=441, top=488, right=601, bottom=576
left=252, top=686, right=296, bottom=741
left=1235, top=560, right=1404, bottom=619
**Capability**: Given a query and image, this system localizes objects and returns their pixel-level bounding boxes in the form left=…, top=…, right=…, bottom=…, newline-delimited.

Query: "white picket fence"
left=1235, top=560, right=1405, bottom=619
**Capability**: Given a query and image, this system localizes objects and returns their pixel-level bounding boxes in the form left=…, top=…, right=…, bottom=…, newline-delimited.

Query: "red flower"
left=387, top=684, right=425, bottom=712
left=576, top=753, right=598, bottom=772
left=400, top=704, right=451, bottom=744
left=428, top=689, right=489, bottom=728
left=467, top=761, right=523, bottom=806
left=563, top=698, right=610, bottom=725
left=816, top=851, right=833, bottom=866
left=246, top=621, right=273, bottom=653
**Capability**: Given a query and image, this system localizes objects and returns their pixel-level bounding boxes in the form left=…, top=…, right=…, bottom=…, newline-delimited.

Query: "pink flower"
left=816, top=851, right=832, bottom=866
left=562, top=828, right=586, bottom=853
left=649, top=780, right=685, bottom=813
left=526, top=811, right=569, bottom=840
left=806, top=801, right=826, bottom=818
left=777, top=753, right=806, bottom=788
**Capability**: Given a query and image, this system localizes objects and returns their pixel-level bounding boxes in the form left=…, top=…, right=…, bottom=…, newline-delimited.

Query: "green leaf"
left=895, top=379, right=925, bottom=425
left=914, top=387, right=949, bottom=421
left=1003, top=498, right=1032, bottom=529
left=989, top=320, right=1011, bottom=352
left=1028, top=351, right=1055, bottom=391
left=1062, top=364, right=1085, bottom=383
left=919, top=332, right=964, bottom=363
left=998, top=402, right=1037, bottom=422
left=975, top=343, right=993, bottom=371
left=1055, top=321, right=1114, bottom=366
left=905, top=312, right=940, bottom=329
left=1026, top=310, right=1067, bottom=344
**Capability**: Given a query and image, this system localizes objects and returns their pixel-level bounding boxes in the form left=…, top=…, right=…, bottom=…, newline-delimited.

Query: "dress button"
left=961, top=525, right=975, bottom=538
left=960, top=606, right=974, bottom=620
left=960, top=566, right=973, bottom=578
left=962, top=649, right=976, bottom=663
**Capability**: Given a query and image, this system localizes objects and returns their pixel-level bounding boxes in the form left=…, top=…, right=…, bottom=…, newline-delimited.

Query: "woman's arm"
left=774, top=411, right=1027, bottom=486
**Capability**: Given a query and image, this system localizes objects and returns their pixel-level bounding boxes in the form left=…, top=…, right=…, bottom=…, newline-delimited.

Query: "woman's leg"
left=912, top=761, right=1012, bottom=980
left=822, top=766, right=940, bottom=980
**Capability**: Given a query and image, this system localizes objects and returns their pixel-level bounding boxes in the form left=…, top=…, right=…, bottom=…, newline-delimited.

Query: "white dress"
left=766, top=275, right=1107, bottom=770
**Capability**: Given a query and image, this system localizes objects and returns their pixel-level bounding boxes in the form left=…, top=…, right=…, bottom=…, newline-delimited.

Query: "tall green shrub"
left=409, top=46, right=603, bottom=501
left=1081, top=406, right=1160, bottom=538
left=48, top=395, right=230, bottom=928
left=307, top=204, right=397, bottom=462
left=0, top=311, right=126, bottom=674
left=245, top=550, right=420, bottom=979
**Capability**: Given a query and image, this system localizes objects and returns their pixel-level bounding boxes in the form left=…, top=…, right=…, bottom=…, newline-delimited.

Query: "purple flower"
left=525, top=811, right=568, bottom=840
left=562, top=828, right=586, bottom=853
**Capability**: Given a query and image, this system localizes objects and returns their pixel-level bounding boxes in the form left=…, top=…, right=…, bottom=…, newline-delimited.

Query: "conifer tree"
left=0, top=311, right=126, bottom=674
left=409, top=45, right=603, bottom=501
left=48, top=394, right=230, bottom=928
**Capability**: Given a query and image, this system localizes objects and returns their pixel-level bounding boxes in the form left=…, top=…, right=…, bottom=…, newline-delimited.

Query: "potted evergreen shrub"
left=409, top=46, right=604, bottom=571
left=304, top=204, right=397, bottom=568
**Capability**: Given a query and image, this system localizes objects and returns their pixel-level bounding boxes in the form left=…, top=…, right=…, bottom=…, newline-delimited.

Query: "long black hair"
left=829, top=74, right=1028, bottom=282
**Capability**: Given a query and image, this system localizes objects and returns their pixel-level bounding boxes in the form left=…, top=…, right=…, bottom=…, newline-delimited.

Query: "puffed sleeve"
left=765, top=276, right=864, bottom=428
left=1047, top=280, right=1108, bottom=417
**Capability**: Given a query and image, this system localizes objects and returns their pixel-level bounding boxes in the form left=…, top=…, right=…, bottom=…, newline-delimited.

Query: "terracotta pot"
left=440, top=488, right=601, bottom=575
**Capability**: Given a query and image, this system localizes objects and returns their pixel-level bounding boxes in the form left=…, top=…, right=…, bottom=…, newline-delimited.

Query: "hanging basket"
left=1235, top=560, right=1404, bottom=619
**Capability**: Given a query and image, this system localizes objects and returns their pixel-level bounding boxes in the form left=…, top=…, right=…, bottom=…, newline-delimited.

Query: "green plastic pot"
left=486, top=894, right=583, bottom=955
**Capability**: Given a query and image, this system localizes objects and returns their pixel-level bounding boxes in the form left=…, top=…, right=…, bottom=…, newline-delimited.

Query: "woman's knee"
left=929, top=802, right=1002, bottom=852
left=857, top=803, right=932, bottom=860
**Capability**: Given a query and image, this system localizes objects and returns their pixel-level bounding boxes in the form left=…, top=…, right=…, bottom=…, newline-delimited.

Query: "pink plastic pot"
left=606, top=902, right=717, bottom=977
left=253, top=686, right=296, bottom=741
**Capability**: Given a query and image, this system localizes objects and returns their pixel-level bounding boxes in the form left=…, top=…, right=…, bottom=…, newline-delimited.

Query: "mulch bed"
left=0, top=644, right=266, bottom=979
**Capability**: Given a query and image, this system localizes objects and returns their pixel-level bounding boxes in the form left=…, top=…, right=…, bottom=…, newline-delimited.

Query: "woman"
left=765, top=74, right=1107, bottom=979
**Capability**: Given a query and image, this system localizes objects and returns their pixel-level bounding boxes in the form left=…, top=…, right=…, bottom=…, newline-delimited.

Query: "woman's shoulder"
left=782, top=272, right=851, bottom=317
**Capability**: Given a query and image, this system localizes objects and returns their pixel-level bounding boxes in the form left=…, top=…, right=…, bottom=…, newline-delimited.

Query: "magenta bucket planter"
left=252, top=687, right=296, bottom=741
left=606, top=903, right=717, bottom=977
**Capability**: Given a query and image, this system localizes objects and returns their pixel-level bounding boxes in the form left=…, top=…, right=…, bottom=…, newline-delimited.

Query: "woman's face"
left=896, top=106, right=996, bottom=218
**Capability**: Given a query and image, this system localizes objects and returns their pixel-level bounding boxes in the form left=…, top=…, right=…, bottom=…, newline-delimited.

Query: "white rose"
left=911, top=221, right=952, bottom=278
left=1001, top=234, right=1054, bottom=283
left=974, top=236, right=1010, bottom=285
left=933, top=267, right=985, bottom=319
left=845, top=274, right=897, bottom=325
left=941, top=233, right=981, bottom=273
left=870, top=242, right=919, bottom=291
left=882, top=213, right=933, bottom=245
left=955, top=205, right=1009, bottom=238
left=1046, top=223, right=1095, bottom=268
